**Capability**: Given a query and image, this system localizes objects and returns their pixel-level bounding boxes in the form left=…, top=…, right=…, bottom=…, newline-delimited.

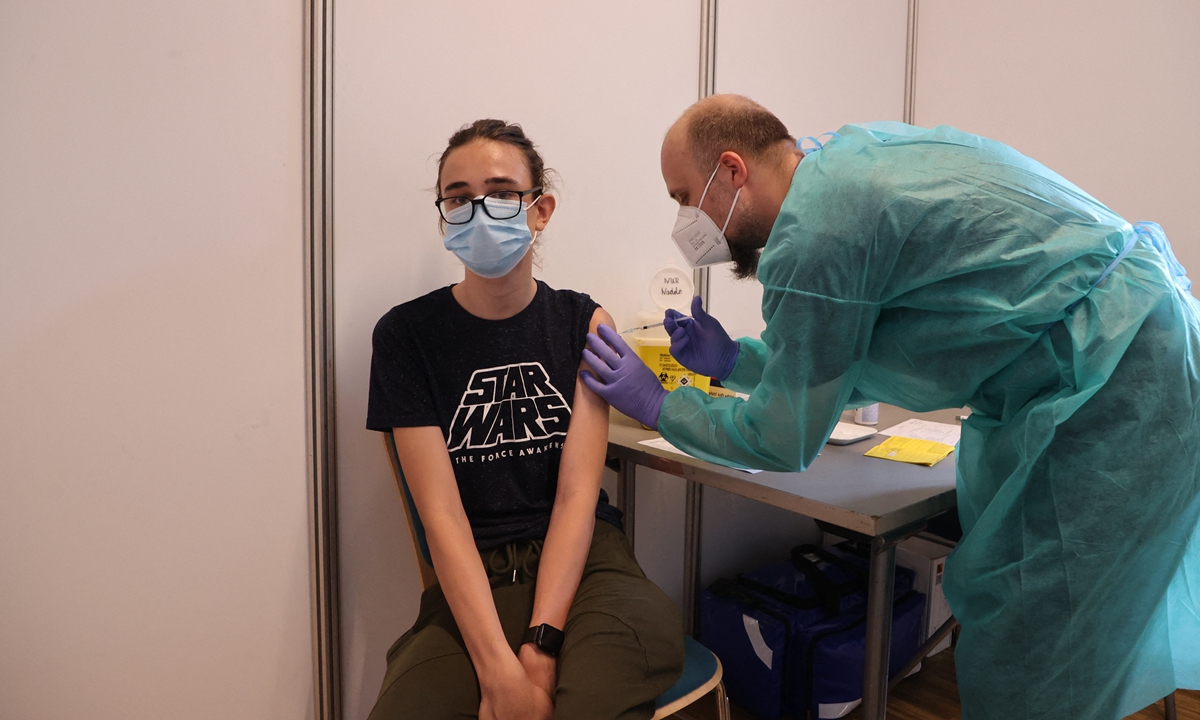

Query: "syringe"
left=619, top=316, right=689, bottom=335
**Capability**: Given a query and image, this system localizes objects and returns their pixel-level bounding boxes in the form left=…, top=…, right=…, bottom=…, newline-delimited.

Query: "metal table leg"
left=862, top=534, right=898, bottom=720
left=889, top=615, right=958, bottom=692
left=682, top=479, right=703, bottom=635
left=616, top=459, right=636, bottom=550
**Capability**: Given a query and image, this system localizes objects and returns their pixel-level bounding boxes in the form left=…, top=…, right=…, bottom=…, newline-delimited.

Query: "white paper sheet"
left=877, top=418, right=961, bottom=446
left=637, top=437, right=764, bottom=474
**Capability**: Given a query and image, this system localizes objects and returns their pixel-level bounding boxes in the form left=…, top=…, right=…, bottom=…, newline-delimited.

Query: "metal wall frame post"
left=676, top=0, right=720, bottom=643
left=903, top=0, right=919, bottom=125
left=694, top=0, right=718, bottom=309
left=304, top=0, right=340, bottom=717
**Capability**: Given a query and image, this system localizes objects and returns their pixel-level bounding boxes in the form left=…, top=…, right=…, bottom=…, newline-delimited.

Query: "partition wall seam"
left=904, top=0, right=919, bottom=125
left=693, top=0, right=718, bottom=310
left=682, top=0, right=719, bottom=638
left=304, top=0, right=341, bottom=717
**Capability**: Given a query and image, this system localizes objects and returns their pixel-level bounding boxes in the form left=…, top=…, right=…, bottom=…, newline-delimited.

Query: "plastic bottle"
left=854, top=403, right=879, bottom=426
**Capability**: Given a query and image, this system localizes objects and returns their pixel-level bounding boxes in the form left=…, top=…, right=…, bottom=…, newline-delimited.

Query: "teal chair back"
left=383, top=433, right=436, bottom=590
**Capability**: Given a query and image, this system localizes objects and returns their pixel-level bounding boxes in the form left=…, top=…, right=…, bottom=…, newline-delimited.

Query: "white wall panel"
left=0, top=3, right=313, bottom=719
left=916, top=0, right=1200, bottom=280
left=333, top=4, right=699, bottom=716
left=711, top=0, right=911, bottom=341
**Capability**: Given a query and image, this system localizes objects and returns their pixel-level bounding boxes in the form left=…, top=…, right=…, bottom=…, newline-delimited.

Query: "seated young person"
left=366, top=119, right=685, bottom=720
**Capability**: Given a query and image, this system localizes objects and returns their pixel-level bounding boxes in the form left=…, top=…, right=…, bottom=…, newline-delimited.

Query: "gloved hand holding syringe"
left=618, top=296, right=739, bottom=379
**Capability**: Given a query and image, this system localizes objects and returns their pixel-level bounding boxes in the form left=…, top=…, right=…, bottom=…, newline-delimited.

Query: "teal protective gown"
left=658, top=123, right=1200, bottom=718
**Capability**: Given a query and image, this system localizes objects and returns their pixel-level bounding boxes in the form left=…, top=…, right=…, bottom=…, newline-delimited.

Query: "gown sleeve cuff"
left=722, top=338, right=769, bottom=395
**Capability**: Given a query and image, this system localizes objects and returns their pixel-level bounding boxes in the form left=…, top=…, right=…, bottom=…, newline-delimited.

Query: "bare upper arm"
left=391, top=426, right=464, bottom=519
left=552, top=307, right=612, bottom=500
left=588, top=306, right=615, bottom=336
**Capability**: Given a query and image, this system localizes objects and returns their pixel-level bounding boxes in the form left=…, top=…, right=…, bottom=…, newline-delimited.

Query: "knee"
left=565, top=610, right=685, bottom=686
left=369, top=629, right=478, bottom=720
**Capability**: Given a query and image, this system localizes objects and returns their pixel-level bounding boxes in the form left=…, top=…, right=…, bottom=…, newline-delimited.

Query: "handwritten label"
left=649, top=266, right=693, bottom=311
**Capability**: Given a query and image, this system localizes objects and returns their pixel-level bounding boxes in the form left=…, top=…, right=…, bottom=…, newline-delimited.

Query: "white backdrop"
left=915, top=0, right=1200, bottom=279
left=0, top=2, right=313, bottom=719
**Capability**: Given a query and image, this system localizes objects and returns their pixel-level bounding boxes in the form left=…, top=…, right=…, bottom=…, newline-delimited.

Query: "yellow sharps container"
left=634, top=338, right=711, bottom=394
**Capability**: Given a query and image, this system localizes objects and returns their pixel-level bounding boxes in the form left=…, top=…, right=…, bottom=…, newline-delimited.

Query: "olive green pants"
left=367, top=520, right=685, bottom=720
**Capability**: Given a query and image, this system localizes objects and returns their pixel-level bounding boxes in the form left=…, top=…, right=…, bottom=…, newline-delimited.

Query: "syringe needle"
left=619, top=316, right=689, bottom=335
left=620, top=321, right=666, bottom=334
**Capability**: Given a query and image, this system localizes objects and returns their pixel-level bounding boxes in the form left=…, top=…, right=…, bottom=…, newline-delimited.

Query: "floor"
left=672, top=648, right=1200, bottom=720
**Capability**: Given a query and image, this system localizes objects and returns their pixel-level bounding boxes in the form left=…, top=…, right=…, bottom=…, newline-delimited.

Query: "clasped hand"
left=479, top=646, right=555, bottom=720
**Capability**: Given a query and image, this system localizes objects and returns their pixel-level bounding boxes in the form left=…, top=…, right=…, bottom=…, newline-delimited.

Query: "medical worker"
left=580, top=94, right=1200, bottom=719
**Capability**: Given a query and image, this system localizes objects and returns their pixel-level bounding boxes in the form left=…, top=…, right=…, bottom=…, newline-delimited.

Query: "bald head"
left=661, top=95, right=802, bottom=280
left=667, top=94, right=796, bottom=174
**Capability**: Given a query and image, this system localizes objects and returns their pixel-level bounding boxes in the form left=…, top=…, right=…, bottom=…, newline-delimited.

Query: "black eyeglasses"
left=435, top=187, right=543, bottom=225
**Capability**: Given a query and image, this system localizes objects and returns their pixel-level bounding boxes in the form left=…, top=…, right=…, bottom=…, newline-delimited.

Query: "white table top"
left=606, top=405, right=958, bottom=537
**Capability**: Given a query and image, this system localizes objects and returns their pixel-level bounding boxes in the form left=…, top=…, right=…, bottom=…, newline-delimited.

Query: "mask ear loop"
left=526, top=194, right=543, bottom=243
left=697, top=163, right=720, bottom=209
left=699, top=163, right=740, bottom=234
left=720, top=187, right=742, bottom=235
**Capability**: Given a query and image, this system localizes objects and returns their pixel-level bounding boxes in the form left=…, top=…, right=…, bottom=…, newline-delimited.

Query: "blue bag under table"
left=700, top=543, right=925, bottom=720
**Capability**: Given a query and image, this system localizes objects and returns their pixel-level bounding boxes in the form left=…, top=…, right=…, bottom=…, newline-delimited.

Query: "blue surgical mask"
left=443, top=197, right=539, bottom=279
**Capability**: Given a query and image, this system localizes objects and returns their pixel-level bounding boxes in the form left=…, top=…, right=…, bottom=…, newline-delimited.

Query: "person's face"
left=438, top=139, right=554, bottom=237
left=661, top=129, right=772, bottom=279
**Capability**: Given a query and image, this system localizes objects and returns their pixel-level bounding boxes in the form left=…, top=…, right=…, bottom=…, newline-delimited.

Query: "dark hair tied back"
left=436, top=119, right=551, bottom=196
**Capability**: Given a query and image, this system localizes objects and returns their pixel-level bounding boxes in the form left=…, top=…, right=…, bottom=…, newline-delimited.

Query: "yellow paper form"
left=864, top=436, right=955, bottom=467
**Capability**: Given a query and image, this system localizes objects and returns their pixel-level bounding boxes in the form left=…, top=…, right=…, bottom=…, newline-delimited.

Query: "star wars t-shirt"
left=367, top=280, right=621, bottom=549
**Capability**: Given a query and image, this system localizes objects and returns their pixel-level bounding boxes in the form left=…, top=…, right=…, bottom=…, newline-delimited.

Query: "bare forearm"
left=423, top=509, right=517, bottom=679
left=393, top=426, right=517, bottom=683
left=530, top=493, right=597, bottom=629
left=391, top=420, right=552, bottom=717
left=529, top=307, right=615, bottom=629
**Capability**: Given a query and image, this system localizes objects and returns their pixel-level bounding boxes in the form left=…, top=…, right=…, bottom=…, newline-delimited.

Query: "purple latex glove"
left=580, top=324, right=669, bottom=429
left=663, top=295, right=739, bottom=381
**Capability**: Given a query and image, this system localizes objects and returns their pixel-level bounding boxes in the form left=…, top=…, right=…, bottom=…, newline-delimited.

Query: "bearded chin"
left=728, top=242, right=762, bottom=280
left=725, top=213, right=771, bottom=280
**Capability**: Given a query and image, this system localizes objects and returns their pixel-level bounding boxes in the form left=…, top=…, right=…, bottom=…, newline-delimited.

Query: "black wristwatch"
left=522, top=623, right=565, bottom=657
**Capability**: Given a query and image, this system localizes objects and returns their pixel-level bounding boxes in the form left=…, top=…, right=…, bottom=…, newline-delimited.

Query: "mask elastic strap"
left=720, top=187, right=742, bottom=235
left=700, top=163, right=739, bottom=234
left=526, top=195, right=541, bottom=243
left=698, top=163, right=720, bottom=208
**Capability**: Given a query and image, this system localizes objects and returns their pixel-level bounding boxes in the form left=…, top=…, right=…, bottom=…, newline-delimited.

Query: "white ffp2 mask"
left=671, top=163, right=741, bottom=268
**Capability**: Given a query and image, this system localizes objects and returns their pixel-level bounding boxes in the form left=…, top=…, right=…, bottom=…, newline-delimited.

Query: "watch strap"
left=522, top=623, right=564, bottom=657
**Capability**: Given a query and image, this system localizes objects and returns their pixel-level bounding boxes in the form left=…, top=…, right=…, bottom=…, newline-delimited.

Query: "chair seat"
left=653, top=635, right=723, bottom=718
